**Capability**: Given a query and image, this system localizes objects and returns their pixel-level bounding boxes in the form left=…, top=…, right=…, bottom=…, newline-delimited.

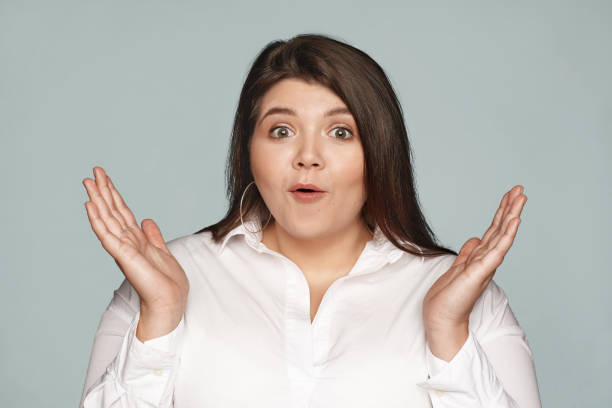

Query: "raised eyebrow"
left=257, top=106, right=354, bottom=127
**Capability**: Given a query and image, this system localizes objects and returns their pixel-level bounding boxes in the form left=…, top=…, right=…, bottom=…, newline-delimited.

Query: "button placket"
left=282, top=259, right=317, bottom=408
left=312, top=316, right=332, bottom=378
left=253, top=235, right=402, bottom=400
left=311, top=282, right=336, bottom=375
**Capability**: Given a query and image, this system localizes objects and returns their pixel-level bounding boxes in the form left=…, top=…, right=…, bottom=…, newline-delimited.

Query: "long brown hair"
left=197, top=33, right=456, bottom=258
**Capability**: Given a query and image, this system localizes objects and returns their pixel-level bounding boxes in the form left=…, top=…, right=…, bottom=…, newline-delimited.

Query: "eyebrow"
left=257, top=106, right=353, bottom=127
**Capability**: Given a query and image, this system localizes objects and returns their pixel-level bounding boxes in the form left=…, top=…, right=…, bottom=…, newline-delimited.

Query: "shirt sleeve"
left=80, top=278, right=185, bottom=408
left=416, top=279, right=542, bottom=408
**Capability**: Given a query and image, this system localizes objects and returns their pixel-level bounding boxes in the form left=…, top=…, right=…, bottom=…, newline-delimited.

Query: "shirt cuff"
left=416, top=329, right=518, bottom=407
left=141, top=314, right=185, bottom=353
left=424, top=338, right=451, bottom=377
left=110, top=311, right=184, bottom=406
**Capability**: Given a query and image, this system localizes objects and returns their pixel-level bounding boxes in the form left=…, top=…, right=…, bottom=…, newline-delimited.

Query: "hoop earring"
left=239, top=180, right=272, bottom=234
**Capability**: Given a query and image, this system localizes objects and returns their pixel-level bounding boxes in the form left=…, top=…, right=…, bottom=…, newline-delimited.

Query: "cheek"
left=344, top=150, right=365, bottom=186
left=329, top=149, right=366, bottom=198
left=250, top=140, right=269, bottom=182
left=250, top=140, right=285, bottom=190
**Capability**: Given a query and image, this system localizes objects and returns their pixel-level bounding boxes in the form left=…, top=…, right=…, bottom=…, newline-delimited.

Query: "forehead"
left=258, top=78, right=349, bottom=115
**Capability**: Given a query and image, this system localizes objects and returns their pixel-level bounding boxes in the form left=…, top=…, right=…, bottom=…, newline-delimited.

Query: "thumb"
left=454, top=237, right=481, bottom=266
left=141, top=218, right=170, bottom=255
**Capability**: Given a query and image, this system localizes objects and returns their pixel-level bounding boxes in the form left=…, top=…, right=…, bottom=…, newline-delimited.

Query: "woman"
left=80, top=34, right=541, bottom=407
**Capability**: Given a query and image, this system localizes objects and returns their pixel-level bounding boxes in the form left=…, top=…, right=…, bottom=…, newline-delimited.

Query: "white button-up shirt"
left=80, top=218, right=541, bottom=407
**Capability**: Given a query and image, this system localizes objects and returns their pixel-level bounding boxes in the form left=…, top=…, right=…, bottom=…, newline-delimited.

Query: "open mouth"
left=291, top=189, right=325, bottom=203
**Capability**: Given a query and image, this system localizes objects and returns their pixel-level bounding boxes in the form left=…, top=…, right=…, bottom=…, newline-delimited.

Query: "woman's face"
left=249, top=78, right=367, bottom=241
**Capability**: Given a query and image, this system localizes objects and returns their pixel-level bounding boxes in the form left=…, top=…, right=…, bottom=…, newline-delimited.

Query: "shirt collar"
left=218, top=215, right=264, bottom=254
left=217, top=215, right=424, bottom=265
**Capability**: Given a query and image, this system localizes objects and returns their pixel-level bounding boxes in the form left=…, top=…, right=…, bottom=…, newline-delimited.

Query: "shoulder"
left=418, top=253, right=522, bottom=341
left=165, top=229, right=219, bottom=260
left=469, top=278, right=522, bottom=343
left=420, top=253, right=458, bottom=280
left=162, top=230, right=226, bottom=279
left=108, top=231, right=221, bottom=316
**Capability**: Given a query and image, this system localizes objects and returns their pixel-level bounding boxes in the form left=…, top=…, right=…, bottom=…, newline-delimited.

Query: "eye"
left=270, top=126, right=294, bottom=139
left=330, top=126, right=354, bottom=140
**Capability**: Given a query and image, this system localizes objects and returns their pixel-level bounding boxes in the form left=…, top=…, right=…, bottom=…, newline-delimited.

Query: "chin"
left=279, top=216, right=348, bottom=241
left=286, top=223, right=326, bottom=240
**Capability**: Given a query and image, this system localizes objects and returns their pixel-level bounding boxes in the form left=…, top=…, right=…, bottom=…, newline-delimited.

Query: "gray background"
left=1, top=0, right=610, bottom=406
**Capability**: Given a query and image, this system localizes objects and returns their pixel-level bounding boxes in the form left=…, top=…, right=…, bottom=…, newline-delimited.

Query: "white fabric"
left=80, top=219, right=541, bottom=407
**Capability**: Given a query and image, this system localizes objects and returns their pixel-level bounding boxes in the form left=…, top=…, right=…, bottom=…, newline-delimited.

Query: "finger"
left=488, top=193, right=525, bottom=253
left=483, top=186, right=525, bottom=250
left=462, top=217, right=519, bottom=288
left=85, top=200, right=124, bottom=254
left=141, top=219, right=171, bottom=255
left=85, top=201, right=161, bottom=298
left=94, top=167, right=128, bottom=230
left=493, top=191, right=509, bottom=226
left=500, top=191, right=527, bottom=235
left=106, top=175, right=139, bottom=229
left=484, top=217, right=521, bottom=268
left=453, top=237, right=481, bottom=267
left=83, top=177, right=125, bottom=237
left=481, top=190, right=510, bottom=245
left=498, top=186, right=523, bottom=231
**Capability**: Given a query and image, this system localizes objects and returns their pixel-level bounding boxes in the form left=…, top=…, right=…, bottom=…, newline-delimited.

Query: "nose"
left=292, top=131, right=324, bottom=170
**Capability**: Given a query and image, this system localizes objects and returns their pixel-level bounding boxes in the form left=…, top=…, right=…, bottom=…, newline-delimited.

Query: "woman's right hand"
left=82, top=166, right=189, bottom=341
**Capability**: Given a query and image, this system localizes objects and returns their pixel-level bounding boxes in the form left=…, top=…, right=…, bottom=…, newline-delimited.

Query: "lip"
left=289, top=183, right=326, bottom=203
left=291, top=190, right=326, bottom=203
left=289, top=183, right=325, bottom=192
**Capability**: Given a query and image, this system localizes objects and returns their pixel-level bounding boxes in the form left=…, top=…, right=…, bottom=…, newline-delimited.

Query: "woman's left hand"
left=422, top=185, right=527, bottom=360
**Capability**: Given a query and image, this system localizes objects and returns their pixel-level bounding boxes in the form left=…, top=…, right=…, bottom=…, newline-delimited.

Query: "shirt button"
left=153, top=368, right=164, bottom=376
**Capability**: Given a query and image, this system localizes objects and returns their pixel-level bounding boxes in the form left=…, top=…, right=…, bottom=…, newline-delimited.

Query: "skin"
left=249, top=78, right=373, bottom=323
left=424, top=185, right=527, bottom=361
left=82, top=167, right=189, bottom=342
left=81, top=79, right=527, bottom=360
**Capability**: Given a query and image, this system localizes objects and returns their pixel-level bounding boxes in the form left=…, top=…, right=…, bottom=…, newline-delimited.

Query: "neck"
left=261, top=218, right=374, bottom=283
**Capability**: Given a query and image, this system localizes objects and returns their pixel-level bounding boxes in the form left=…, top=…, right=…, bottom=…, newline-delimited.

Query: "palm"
left=83, top=167, right=188, bottom=311
left=423, top=185, right=527, bottom=332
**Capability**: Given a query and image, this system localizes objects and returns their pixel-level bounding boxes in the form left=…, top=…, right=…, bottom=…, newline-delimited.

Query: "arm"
left=417, top=279, right=542, bottom=407
left=80, top=167, right=189, bottom=406
left=80, top=278, right=185, bottom=408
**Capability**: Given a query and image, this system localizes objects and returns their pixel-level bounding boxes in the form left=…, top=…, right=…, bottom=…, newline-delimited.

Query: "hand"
left=422, top=185, right=527, bottom=360
left=82, top=166, right=189, bottom=341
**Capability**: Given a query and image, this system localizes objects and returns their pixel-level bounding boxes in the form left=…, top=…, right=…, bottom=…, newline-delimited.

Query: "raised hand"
left=422, top=185, right=527, bottom=361
left=82, top=166, right=189, bottom=341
